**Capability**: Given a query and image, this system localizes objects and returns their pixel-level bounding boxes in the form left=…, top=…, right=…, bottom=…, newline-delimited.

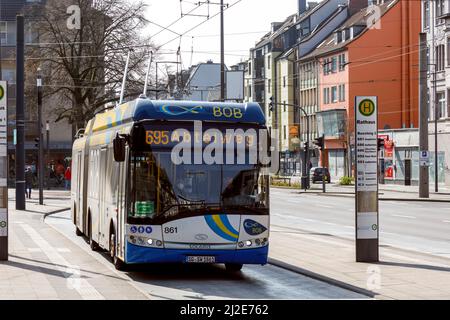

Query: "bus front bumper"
left=125, top=243, right=269, bottom=265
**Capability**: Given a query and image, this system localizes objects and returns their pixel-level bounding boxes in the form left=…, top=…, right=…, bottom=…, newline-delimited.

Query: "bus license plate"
left=186, top=256, right=216, bottom=263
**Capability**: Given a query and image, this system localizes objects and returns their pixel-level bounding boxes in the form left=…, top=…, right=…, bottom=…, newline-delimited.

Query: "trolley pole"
left=37, top=69, right=44, bottom=205
left=15, top=15, right=26, bottom=211
left=220, top=0, right=225, bottom=102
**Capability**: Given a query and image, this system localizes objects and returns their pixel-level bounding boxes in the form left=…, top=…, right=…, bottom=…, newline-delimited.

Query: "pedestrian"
left=64, top=166, right=71, bottom=190
left=25, top=166, right=33, bottom=199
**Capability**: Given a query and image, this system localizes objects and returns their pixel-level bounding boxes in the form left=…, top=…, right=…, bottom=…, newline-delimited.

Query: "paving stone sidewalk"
left=269, top=225, right=450, bottom=300
left=0, top=190, right=149, bottom=300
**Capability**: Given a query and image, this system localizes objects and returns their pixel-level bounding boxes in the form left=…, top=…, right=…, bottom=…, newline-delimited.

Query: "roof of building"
left=252, top=0, right=330, bottom=50
left=300, top=0, right=397, bottom=61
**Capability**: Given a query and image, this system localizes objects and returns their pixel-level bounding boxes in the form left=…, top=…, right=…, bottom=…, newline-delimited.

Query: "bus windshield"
left=128, top=150, right=269, bottom=224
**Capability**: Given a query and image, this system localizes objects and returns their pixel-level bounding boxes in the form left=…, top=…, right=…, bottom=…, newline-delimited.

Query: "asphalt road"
left=45, top=210, right=366, bottom=300
left=270, top=188, right=450, bottom=258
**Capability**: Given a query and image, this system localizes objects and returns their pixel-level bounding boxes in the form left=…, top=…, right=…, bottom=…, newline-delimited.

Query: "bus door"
left=76, top=152, right=82, bottom=226
left=99, top=148, right=108, bottom=245
left=116, top=148, right=127, bottom=259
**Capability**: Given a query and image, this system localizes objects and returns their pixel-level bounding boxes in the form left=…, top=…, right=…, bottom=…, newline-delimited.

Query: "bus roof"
left=91, top=98, right=266, bottom=133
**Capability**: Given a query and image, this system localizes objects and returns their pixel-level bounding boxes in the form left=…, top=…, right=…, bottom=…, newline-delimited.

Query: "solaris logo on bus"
left=169, top=121, right=279, bottom=174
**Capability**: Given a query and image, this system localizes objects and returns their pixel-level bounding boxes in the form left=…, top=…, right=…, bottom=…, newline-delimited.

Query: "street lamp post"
left=37, top=68, right=44, bottom=205
left=46, top=121, right=50, bottom=190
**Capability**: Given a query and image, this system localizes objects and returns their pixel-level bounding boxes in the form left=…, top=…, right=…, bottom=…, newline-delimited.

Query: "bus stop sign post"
left=355, top=96, right=379, bottom=263
left=0, top=81, right=8, bottom=260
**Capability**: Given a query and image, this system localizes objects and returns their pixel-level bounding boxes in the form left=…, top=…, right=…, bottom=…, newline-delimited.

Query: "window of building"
left=437, top=92, right=446, bottom=118
left=436, top=0, right=445, bottom=25
left=323, top=58, right=329, bottom=75
left=447, top=89, right=450, bottom=118
left=267, top=56, right=271, bottom=70
left=283, top=125, right=287, bottom=140
left=339, top=84, right=345, bottom=102
left=323, top=87, right=330, bottom=104
left=331, top=86, right=338, bottom=103
left=338, top=53, right=346, bottom=71
left=423, top=1, right=430, bottom=29
left=268, top=79, right=271, bottom=93
left=0, top=22, right=7, bottom=45
left=283, top=76, right=286, bottom=88
left=331, top=57, right=337, bottom=73
left=283, top=101, right=286, bottom=112
left=436, top=44, right=445, bottom=71
left=248, top=62, right=252, bottom=76
left=447, top=38, right=450, bottom=67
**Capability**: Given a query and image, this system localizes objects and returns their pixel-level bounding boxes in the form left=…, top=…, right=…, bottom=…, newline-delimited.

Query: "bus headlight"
left=156, top=240, right=163, bottom=247
left=147, top=239, right=153, bottom=245
left=255, top=238, right=261, bottom=245
left=246, top=240, right=252, bottom=247
left=238, top=241, right=244, bottom=248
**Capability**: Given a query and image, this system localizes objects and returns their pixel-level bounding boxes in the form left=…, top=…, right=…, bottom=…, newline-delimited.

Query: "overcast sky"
left=142, top=0, right=298, bottom=72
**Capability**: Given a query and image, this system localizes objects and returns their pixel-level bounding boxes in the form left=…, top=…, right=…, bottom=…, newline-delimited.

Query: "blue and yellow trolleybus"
left=71, top=98, right=270, bottom=271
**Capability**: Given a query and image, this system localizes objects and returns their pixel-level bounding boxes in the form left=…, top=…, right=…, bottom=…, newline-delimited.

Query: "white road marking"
left=20, top=223, right=105, bottom=300
left=391, top=214, right=416, bottom=219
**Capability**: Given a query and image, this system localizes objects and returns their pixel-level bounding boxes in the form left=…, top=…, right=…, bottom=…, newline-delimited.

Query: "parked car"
left=310, top=167, right=331, bottom=183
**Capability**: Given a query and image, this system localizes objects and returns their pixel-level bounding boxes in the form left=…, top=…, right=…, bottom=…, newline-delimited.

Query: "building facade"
left=300, top=0, right=420, bottom=180
left=245, top=0, right=351, bottom=175
left=422, top=0, right=450, bottom=186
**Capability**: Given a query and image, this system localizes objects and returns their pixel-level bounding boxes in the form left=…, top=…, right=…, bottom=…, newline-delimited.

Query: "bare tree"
left=27, top=0, right=155, bottom=135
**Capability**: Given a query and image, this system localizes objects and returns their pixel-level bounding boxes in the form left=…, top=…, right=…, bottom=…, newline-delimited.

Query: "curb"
left=268, top=258, right=377, bottom=298
left=293, top=191, right=450, bottom=202
left=43, top=207, right=71, bottom=219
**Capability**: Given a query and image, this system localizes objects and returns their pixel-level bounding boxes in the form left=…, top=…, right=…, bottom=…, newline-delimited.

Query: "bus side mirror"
left=113, top=134, right=126, bottom=162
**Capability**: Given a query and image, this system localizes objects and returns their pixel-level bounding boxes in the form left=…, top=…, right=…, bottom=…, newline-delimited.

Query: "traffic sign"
left=419, top=150, right=430, bottom=167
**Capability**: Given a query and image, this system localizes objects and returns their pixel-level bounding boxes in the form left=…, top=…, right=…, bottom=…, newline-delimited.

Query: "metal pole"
left=303, top=115, right=309, bottom=191
left=431, top=14, right=438, bottom=192
left=15, top=15, right=25, bottom=210
left=46, top=121, right=50, bottom=190
left=321, top=134, right=326, bottom=193
left=37, top=69, right=44, bottom=205
left=220, top=0, right=225, bottom=102
left=419, top=33, right=429, bottom=198
left=434, top=73, right=438, bottom=192
left=143, top=50, right=153, bottom=97
left=156, top=63, right=159, bottom=100
left=119, top=50, right=131, bottom=105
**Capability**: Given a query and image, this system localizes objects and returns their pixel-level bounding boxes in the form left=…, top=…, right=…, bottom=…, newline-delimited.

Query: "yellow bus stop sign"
left=358, top=99, right=375, bottom=117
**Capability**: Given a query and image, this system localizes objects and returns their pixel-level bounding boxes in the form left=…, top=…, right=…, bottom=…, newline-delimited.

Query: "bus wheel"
left=89, top=219, right=99, bottom=251
left=225, top=263, right=243, bottom=272
left=75, top=227, right=83, bottom=236
left=110, top=233, right=126, bottom=271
